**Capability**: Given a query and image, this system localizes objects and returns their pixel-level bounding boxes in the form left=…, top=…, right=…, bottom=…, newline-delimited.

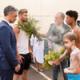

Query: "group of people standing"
left=47, top=10, right=80, bottom=80
left=0, top=5, right=45, bottom=80
left=0, top=5, right=80, bottom=80
left=0, top=6, right=32, bottom=80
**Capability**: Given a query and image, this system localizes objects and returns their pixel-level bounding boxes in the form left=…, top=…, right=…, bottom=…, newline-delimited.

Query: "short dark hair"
left=66, top=10, right=78, bottom=21
left=18, top=9, right=28, bottom=15
left=4, top=5, right=17, bottom=16
left=64, top=32, right=77, bottom=42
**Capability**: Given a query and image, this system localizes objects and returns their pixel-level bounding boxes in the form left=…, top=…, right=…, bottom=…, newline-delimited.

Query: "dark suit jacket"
left=0, top=20, right=18, bottom=70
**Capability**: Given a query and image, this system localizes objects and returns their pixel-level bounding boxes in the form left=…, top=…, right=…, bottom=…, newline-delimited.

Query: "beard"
left=9, top=19, right=16, bottom=23
left=21, top=18, right=28, bottom=22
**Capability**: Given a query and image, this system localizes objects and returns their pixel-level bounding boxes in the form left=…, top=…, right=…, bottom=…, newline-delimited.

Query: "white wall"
left=0, top=0, right=80, bottom=34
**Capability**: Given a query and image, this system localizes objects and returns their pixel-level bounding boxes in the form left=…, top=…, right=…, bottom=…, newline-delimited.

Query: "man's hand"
left=64, top=68, right=69, bottom=74
left=15, top=64, right=20, bottom=72
left=52, top=59, right=60, bottom=65
left=48, top=61, right=54, bottom=65
left=64, top=68, right=76, bottom=74
left=17, top=54, right=24, bottom=64
left=48, top=59, right=60, bottom=66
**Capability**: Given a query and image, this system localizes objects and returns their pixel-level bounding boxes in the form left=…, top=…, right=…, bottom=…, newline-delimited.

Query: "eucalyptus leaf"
left=18, top=18, right=39, bottom=37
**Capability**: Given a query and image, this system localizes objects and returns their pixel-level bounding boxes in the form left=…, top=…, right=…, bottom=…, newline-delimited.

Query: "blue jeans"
left=52, top=59, right=69, bottom=80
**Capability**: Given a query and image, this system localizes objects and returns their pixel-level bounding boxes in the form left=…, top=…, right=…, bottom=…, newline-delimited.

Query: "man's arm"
left=13, top=25, right=20, bottom=40
left=13, top=26, right=25, bottom=64
left=59, top=49, right=68, bottom=61
left=0, top=26, right=18, bottom=67
left=49, top=49, right=69, bottom=65
left=47, top=24, right=62, bottom=43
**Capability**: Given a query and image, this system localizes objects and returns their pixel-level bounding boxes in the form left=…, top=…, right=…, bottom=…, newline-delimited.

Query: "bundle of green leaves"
left=18, top=18, right=40, bottom=37
left=44, top=48, right=65, bottom=69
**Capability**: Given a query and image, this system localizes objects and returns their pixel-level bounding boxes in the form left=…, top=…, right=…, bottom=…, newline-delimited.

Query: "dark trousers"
left=52, top=59, right=69, bottom=80
left=0, top=70, right=14, bottom=80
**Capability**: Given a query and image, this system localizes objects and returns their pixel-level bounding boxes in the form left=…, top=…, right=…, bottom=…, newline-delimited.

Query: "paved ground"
left=29, top=65, right=64, bottom=80
left=29, top=67, right=47, bottom=80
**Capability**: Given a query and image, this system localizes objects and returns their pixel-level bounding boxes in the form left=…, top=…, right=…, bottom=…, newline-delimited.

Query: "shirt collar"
left=3, top=18, right=12, bottom=26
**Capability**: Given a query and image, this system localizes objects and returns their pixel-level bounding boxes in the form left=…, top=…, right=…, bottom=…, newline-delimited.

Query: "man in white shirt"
left=13, top=9, right=32, bottom=80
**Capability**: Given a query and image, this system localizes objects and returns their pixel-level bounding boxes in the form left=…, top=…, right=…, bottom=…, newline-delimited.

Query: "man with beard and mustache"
left=13, top=9, right=32, bottom=80
left=47, top=12, right=70, bottom=80
left=50, top=10, right=80, bottom=80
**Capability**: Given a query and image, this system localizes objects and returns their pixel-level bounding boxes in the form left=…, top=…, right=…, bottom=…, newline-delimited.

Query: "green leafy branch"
left=18, top=17, right=40, bottom=37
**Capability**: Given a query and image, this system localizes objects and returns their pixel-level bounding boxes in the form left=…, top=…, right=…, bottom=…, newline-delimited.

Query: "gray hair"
left=57, top=12, right=65, bottom=20
left=59, top=12, right=65, bottom=19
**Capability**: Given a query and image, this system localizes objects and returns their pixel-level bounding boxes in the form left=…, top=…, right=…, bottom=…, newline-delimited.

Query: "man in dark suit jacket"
left=0, top=6, right=20, bottom=80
